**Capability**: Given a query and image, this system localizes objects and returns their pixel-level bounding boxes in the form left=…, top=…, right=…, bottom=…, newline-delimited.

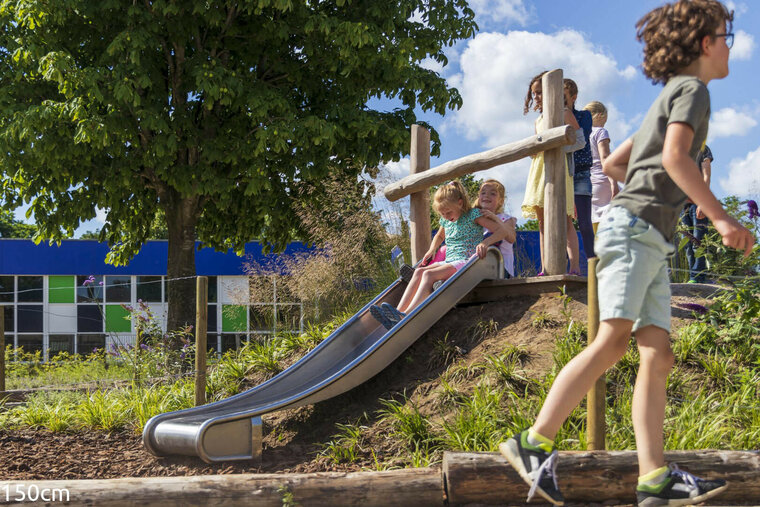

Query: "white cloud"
left=709, top=107, right=758, bottom=140
left=468, top=0, right=533, bottom=27
left=730, top=30, right=755, bottom=61
left=720, top=145, right=760, bottom=197
left=725, top=1, right=748, bottom=16
left=448, top=30, right=637, bottom=150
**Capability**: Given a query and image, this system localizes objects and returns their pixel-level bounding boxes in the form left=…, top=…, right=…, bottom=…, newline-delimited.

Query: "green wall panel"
left=222, top=305, right=247, bottom=332
left=105, top=304, right=132, bottom=333
left=48, top=275, right=75, bottom=303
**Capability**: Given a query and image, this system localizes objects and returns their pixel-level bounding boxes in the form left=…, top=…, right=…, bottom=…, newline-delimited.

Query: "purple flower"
left=82, top=275, right=95, bottom=287
left=748, top=200, right=759, bottom=220
left=140, top=343, right=150, bottom=350
left=678, top=302, right=709, bottom=315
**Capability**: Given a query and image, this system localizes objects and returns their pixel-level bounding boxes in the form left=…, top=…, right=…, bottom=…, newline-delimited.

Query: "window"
left=49, top=334, right=75, bottom=356
left=207, top=276, right=218, bottom=303
left=17, top=334, right=43, bottom=353
left=17, top=276, right=43, bottom=302
left=17, top=305, right=43, bottom=332
left=3, top=306, right=14, bottom=332
left=77, top=305, right=103, bottom=333
left=136, top=276, right=162, bottom=302
left=105, top=276, right=131, bottom=303
left=78, top=334, right=105, bottom=354
left=77, top=275, right=103, bottom=303
left=0, top=276, right=14, bottom=303
left=207, top=304, right=217, bottom=332
left=249, top=305, right=274, bottom=332
left=276, top=304, right=302, bottom=332
left=221, top=333, right=246, bottom=353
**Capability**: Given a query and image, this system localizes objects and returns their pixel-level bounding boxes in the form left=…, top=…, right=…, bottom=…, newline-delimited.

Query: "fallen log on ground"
left=443, top=450, right=760, bottom=505
left=0, top=468, right=442, bottom=507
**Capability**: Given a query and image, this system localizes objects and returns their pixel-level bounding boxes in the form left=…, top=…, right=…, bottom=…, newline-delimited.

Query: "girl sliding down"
left=370, top=180, right=508, bottom=329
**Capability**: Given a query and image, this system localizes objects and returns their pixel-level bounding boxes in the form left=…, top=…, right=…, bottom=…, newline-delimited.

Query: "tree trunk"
left=164, top=191, right=200, bottom=346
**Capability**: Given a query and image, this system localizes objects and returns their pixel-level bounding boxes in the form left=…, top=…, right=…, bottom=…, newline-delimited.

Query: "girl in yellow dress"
left=521, top=71, right=582, bottom=275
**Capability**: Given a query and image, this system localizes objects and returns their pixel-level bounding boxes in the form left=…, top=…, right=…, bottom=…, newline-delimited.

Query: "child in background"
left=521, top=71, right=582, bottom=275
left=500, top=2, right=753, bottom=505
left=564, top=79, right=595, bottom=259
left=584, top=101, right=618, bottom=232
left=370, top=180, right=508, bottom=329
left=475, top=179, right=517, bottom=278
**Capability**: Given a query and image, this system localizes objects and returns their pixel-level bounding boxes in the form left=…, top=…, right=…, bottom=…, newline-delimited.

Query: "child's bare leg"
left=633, top=325, right=673, bottom=475
left=566, top=215, right=580, bottom=273
left=395, top=265, right=434, bottom=311
left=399, top=264, right=456, bottom=313
left=533, top=318, right=632, bottom=439
left=536, top=207, right=545, bottom=272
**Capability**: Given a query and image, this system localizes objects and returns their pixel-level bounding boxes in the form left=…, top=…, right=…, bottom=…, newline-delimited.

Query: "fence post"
left=586, top=257, right=605, bottom=449
left=409, top=124, right=432, bottom=264
left=541, top=69, right=567, bottom=275
left=0, top=306, right=5, bottom=394
left=195, top=276, right=208, bottom=406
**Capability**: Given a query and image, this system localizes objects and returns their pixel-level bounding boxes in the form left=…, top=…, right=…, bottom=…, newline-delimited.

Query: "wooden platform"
left=460, top=274, right=587, bottom=304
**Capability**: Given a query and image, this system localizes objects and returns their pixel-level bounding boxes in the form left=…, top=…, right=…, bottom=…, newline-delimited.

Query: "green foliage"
left=676, top=196, right=760, bottom=282
left=319, top=420, right=368, bottom=465
left=0, top=208, right=35, bottom=238
left=516, top=219, right=540, bottom=231
left=378, top=395, right=439, bottom=451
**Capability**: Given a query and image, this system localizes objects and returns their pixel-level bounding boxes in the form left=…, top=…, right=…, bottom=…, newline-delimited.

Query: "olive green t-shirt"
left=612, top=75, right=710, bottom=242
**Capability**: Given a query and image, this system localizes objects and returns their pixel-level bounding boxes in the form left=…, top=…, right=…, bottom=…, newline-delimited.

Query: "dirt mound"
left=0, top=285, right=709, bottom=480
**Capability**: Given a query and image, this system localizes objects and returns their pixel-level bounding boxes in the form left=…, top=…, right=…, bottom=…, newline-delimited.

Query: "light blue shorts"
left=595, top=206, right=675, bottom=333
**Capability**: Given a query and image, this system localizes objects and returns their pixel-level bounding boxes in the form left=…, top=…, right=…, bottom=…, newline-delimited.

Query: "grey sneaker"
left=369, top=304, right=394, bottom=330
left=499, top=430, right=564, bottom=505
left=636, top=464, right=728, bottom=506
left=380, top=303, right=406, bottom=324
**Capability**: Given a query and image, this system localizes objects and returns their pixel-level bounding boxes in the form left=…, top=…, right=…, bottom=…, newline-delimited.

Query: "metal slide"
left=143, top=248, right=503, bottom=463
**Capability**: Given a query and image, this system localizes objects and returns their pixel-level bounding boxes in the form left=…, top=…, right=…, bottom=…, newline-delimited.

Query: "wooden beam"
left=409, top=125, right=432, bottom=264
left=0, top=468, right=443, bottom=507
left=195, top=276, right=208, bottom=407
left=443, top=450, right=760, bottom=505
left=541, top=69, right=567, bottom=275
left=384, top=125, right=575, bottom=202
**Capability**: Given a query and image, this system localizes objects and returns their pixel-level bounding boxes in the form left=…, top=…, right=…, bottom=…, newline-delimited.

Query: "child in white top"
left=474, top=179, right=517, bottom=277
left=583, top=101, right=618, bottom=231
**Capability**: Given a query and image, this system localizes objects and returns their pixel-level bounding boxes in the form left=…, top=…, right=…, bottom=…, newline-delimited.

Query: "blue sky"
left=14, top=0, right=759, bottom=234
left=377, top=0, right=760, bottom=224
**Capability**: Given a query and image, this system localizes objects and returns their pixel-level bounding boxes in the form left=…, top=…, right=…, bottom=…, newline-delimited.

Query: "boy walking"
left=500, top=1, right=755, bottom=505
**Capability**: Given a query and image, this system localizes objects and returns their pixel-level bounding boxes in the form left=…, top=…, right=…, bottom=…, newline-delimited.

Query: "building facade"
left=0, top=239, right=310, bottom=359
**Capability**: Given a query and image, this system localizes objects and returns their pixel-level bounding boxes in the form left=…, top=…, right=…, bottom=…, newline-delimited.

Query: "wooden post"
left=541, top=69, right=567, bottom=275
left=409, top=124, right=432, bottom=264
left=586, top=257, right=605, bottom=449
left=0, top=305, right=5, bottom=394
left=195, top=276, right=208, bottom=406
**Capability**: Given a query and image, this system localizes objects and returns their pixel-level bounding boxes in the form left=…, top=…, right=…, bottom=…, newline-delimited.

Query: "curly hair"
left=433, top=180, right=471, bottom=215
left=636, top=0, right=733, bottom=84
left=523, top=71, right=548, bottom=115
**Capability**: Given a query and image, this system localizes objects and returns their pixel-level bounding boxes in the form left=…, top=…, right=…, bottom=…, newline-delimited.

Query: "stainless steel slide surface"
left=143, top=248, right=504, bottom=463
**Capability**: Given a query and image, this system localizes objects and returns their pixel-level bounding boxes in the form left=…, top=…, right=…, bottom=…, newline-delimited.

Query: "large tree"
left=0, top=0, right=476, bottom=331
left=0, top=208, right=35, bottom=238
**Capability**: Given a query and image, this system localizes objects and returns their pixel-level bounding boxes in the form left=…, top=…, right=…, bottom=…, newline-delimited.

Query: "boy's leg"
left=574, top=194, right=595, bottom=259
left=632, top=324, right=673, bottom=475
left=399, top=263, right=455, bottom=313
left=532, top=318, right=631, bottom=439
left=680, top=205, right=697, bottom=281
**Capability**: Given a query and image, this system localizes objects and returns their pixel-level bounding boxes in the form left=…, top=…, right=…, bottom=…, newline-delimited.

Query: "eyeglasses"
left=715, top=32, right=734, bottom=49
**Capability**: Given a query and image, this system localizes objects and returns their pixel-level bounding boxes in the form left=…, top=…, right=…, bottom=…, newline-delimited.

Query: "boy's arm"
left=663, top=122, right=754, bottom=256
left=602, top=137, right=632, bottom=183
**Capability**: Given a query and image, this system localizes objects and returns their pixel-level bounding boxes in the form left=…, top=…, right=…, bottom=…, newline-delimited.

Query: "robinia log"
left=0, top=468, right=442, bottom=507
left=443, top=450, right=760, bottom=505
left=383, top=125, right=575, bottom=202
